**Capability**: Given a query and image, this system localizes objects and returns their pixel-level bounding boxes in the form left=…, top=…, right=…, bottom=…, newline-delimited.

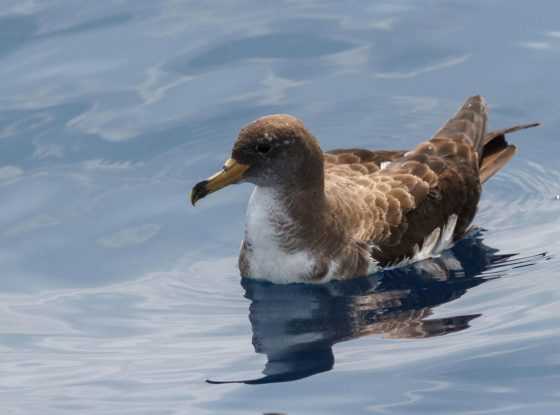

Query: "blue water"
left=1, top=1, right=560, bottom=413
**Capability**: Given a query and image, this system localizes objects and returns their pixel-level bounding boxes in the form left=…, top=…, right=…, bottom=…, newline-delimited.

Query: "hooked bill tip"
left=190, top=180, right=209, bottom=206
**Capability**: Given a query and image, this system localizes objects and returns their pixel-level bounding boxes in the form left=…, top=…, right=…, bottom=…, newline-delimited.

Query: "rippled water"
left=1, top=1, right=560, bottom=414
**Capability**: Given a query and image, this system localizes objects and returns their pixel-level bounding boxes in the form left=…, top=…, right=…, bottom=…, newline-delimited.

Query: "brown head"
left=190, top=115, right=324, bottom=205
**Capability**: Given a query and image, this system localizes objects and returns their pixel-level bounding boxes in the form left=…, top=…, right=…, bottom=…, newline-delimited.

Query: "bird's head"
left=190, top=114, right=323, bottom=205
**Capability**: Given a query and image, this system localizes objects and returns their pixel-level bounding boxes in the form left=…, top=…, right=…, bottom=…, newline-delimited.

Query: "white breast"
left=243, top=186, right=318, bottom=284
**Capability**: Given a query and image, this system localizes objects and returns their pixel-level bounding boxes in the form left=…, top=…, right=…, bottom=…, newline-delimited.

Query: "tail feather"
left=483, top=123, right=540, bottom=146
left=479, top=123, right=540, bottom=183
left=480, top=145, right=517, bottom=183
left=433, top=96, right=488, bottom=154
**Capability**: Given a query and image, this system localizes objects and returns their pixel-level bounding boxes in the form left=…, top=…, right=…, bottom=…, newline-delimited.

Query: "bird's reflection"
left=208, top=230, right=545, bottom=385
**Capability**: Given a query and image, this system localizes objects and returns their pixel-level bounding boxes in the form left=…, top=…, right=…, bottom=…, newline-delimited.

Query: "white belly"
left=243, top=186, right=318, bottom=283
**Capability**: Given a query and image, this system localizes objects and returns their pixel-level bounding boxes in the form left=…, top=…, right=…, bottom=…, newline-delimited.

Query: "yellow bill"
left=190, top=158, right=249, bottom=206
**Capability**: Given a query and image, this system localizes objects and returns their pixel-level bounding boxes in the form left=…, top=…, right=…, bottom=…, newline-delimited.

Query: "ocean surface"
left=1, top=1, right=560, bottom=414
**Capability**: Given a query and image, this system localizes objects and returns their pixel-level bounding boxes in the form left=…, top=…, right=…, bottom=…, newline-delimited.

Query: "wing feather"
left=325, top=97, right=486, bottom=265
left=323, top=97, right=537, bottom=266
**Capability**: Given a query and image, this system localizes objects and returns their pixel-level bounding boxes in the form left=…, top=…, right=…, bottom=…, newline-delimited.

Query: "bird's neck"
left=275, top=149, right=325, bottom=193
left=245, top=182, right=330, bottom=250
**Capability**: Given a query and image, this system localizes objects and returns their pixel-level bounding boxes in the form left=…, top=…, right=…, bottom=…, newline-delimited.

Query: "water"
left=1, top=1, right=560, bottom=413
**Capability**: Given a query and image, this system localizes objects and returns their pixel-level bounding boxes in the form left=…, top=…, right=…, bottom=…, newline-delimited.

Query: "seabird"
left=190, top=96, right=538, bottom=283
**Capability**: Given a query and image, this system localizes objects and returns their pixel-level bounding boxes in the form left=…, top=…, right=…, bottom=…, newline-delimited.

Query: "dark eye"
left=255, top=142, right=271, bottom=154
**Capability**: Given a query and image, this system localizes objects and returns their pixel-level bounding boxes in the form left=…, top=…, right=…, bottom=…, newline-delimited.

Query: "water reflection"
left=209, top=231, right=544, bottom=384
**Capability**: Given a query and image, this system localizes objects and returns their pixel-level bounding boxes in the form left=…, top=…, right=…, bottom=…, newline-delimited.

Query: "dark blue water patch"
left=360, top=18, right=468, bottom=76
left=279, top=17, right=348, bottom=34
left=491, top=104, right=538, bottom=120
left=274, top=55, right=337, bottom=81
left=38, top=13, right=134, bottom=40
left=166, top=33, right=356, bottom=75
left=0, top=15, right=38, bottom=58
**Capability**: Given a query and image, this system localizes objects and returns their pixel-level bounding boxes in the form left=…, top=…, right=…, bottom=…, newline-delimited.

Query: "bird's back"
left=324, top=96, right=535, bottom=267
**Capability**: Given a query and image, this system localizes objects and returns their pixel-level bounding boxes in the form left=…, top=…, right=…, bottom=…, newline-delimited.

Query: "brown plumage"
left=191, top=96, right=538, bottom=283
